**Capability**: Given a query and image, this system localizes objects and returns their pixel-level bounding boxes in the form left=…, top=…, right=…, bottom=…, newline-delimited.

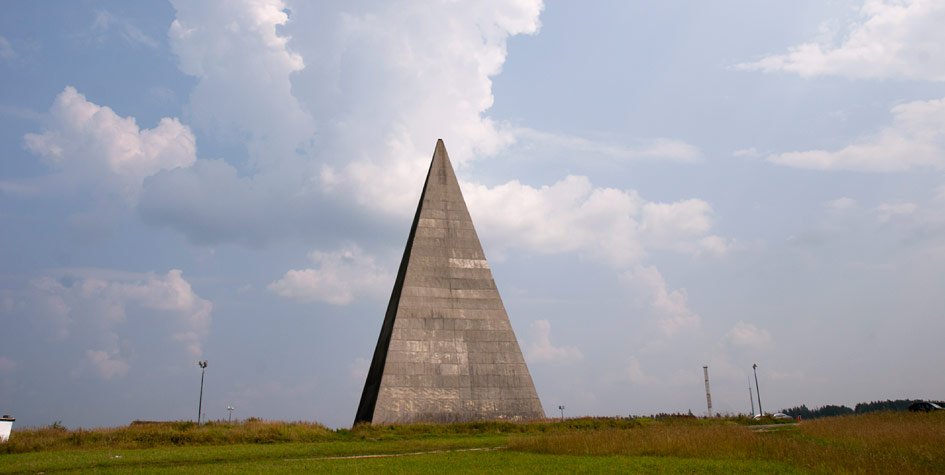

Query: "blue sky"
left=2, top=0, right=944, bottom=428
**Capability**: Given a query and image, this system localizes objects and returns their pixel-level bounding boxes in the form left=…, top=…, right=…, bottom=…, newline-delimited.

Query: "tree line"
left=780, top=399, right=945, bottom=419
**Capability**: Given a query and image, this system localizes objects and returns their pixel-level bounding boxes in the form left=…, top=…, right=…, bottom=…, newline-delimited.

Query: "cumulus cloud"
left=83, top=349, right=131, bottom=380
left=169, top=0, right=314, bottom=165
left=269, top=245, right=391, bottom=305
left=725, top=321, right=773, bottom=350
left=620, top=266, right=701, bottom=335
left=7, top=269, right=212, bottom=379
left=466, top=176, right=728, bottom=266
left=139, top=0, right=545, bottom=240
left=22, top=86, right=196, bottom=201
left=138, top=0, right=726, bottom=264
left=288, top=0, right=543, bottom=215
left=767, top=97, right=945, bottom=172
left=525, top=320, right=582, bottom=363
left=10, top=0, right=726, bottom=273
left=739, top=0, right=945, bottom=81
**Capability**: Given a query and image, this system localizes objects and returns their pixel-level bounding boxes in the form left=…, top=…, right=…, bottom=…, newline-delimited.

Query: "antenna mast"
left=749, top=378, right=755, bottom=416
left=703, top=365, right=713, bottom=417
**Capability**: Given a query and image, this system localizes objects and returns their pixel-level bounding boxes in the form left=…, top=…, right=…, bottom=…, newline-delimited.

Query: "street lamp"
left=752, top=363, right=763, bottom=416
left=227, top=406, right=235, bottom=424
left=197, top=360, right=208, bottom=424
left=558, top=405, right=565, bottom=421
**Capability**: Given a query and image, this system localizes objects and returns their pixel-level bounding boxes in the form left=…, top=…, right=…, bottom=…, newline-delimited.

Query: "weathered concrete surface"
left=355, top=139, right=544, bottom=425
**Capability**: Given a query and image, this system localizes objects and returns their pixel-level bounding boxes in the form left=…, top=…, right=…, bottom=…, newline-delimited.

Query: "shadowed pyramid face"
left=355, top=139, right=545, bottom=425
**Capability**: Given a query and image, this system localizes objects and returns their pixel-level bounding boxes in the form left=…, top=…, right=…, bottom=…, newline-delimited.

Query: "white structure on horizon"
left=0, top=415, right=14, bottom=443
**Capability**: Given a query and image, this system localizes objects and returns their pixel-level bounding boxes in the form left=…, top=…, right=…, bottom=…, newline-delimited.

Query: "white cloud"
left=739, top=0, right=945, bottom=81
left=768, top=96, right=945, bottom=172
left=136, top=0, right=545, bottom=241
left=525, top=320, right=582, bottom=363
left=725, top=321, right=773, bottom=350
left=465, top=176, right=727, bottom=266
left=825, top=197, right=858, bottom=211
left=875, top=202, right=917, bottom=223
left=141, top=0, right=724, bottom=263
left=0, top=36, right=15, bottom=60
left=8, top=269, right=212, bottom=379
left=290, top=0, right=543, bottom=215
left=269, top=245, right=391, bottom=305
left=642, top=200, right=727, bottom=256
left=169, top=0, right=314, bottom=165
left=22, top=86, right=196, bottom=201
left=83, top=349, right=131, bottom=380
left=513, top=128, right=702, bottom=163
left=620, top=266, right=701, bottom=335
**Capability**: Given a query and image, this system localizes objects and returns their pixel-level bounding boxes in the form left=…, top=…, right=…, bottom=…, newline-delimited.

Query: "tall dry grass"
left=3, top=417, right=646, bottom=454
left=347, top=416, right=644, bottom=440
left=0, top=419, right=331, bottom=454
left=509, top=411, right=945, bottom=473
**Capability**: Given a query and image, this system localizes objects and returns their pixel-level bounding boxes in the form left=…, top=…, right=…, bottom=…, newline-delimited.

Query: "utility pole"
left=703, top=366, right=713, bottom=417
left=197, top=360, right=208, bottom=424
left=752, top=363, right=763, bottom=416
left=749, top=378, right=755, bottom=416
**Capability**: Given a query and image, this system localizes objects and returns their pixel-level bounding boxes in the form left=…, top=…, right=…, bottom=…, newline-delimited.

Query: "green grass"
left=1, top=412, right=941, bottom=473
left=0, top=441, right=798, bottom=474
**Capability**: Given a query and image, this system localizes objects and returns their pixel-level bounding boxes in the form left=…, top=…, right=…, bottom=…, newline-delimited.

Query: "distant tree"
left=819, top=405, right=854, bottom=417
left=781, top=398, right=945, bottom=419
left=854, top=399, right=927, bottom=413
left=780, top=404, right=851, bottom=419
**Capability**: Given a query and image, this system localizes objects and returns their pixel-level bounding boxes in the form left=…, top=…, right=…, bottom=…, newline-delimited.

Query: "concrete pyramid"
left=355, top=139, right=544, bottom=424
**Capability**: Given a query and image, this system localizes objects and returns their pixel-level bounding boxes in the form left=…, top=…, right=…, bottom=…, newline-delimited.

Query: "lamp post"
left=558, top=405, right=565, bottom=421
left=227, top=406, right=234, bottom=424
left=752, top=363, right=763, bottom=416
left=197, top=360, right=208, bottom=424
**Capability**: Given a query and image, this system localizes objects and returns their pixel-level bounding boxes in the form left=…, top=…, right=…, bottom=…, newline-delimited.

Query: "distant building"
left=908, top=402, right=942, bottom=412
left=0, top=415, right=14, bottom=442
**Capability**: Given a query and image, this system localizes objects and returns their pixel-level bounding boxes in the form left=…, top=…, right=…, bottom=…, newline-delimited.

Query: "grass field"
left=1, top=412, right=942, bottom=473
